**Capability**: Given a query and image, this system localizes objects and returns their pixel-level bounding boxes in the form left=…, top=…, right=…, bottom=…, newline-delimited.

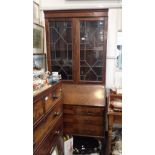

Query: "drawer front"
left=113, top=115, right=122, bottom=124
left=75, top=106, right=104, bottom=116
left=34, top=102, right=63, bottom=149
left=43, top=103, right=62, bottom=133
left=74, top=124, right=104, bottom=136
left=64, top=105, right=105, bottom=137
left=44, top=93, right=54, bottom=113
left=64, top=114, right=104, bottom=126
left=44, top=85, right=63, bottom=113
left=64, top=105, right=104, bottom=116
left=64, top=125, right=74, bottom=135
left=53, top=85, right=62, bottom=99
left=34, top=117, right=63, bottom=155
left=63, top=105, right=74, bottom=114
left=64, top=123, right=104, bottom=137
left=33, top=99, right=44, bottom=124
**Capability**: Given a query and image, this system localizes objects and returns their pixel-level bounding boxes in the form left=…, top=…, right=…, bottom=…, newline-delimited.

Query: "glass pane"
left=49, top=21, right=72, bottom=80
left=80, top=20, right=105, bottom=81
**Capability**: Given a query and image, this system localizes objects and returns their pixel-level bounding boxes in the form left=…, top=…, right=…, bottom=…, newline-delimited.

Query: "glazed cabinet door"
left=79, top=18, right=107, bottom=84
left=47, top=19, right=74, bottom=82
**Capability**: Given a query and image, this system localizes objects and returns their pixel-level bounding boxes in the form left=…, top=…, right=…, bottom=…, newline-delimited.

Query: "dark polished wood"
left=33, top=99, right=44, bottom=124
left=45, top=18, right=51, bottom=72
left=34, top=116, right=63, bottom=155
left=103, top=16, right=108, bottom=83
left=63, top=83, right=106, bottom=107
left=44, top=9, right=108, bottom=18
left=33, top=81, right=64, bottom=155
left=72, top=18, right=80, bottom=84
left=107, top=92, right=122, bottom=155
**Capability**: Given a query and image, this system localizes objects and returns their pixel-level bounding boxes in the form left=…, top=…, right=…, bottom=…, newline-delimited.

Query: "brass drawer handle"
left=45, top=96, right=48, bottom=101
left=55, top=130, right=60, bottom=135
left=54, top=112, right=60, bottom=116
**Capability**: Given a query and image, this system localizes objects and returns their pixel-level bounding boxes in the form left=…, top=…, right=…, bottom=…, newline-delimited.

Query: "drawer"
left=34, top=103, right=63, bottom=149
left=74, top=124, right=104, bottom=137
left=113, top=115, right=122, bottom=124
left=34, top=117, right=63, bottom=155
left=64, top=114, right=104, bottom=126
left=44, top=85, right=63, bottom=113
left=44, top=92, right=54, bottom=113
left=63, top=105, right=74, bottom=114
left=75, top=106, right=104, bottom=116
left=64, top=105, right=104, bottom=116
left=64, top=123, right=104, bottom=137
left=33, top=99, right=44, bottom=124
left=51, top=86, right=63, bottom=104
left=53, top=85, right=62, bottom=99
left=64, top=126, right=74, bottom=135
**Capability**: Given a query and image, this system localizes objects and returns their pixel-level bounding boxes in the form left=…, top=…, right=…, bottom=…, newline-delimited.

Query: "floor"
left=72, top=129, right=122, bottom=155
left=111, top=128, right=122, bottom=155
left=72, top=134, right=109, bottom=155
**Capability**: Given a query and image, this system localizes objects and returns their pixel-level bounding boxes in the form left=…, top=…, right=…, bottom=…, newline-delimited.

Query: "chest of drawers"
left=64, top=105, right=105, bottom=137
left=33, top=81, right=63, bottom=155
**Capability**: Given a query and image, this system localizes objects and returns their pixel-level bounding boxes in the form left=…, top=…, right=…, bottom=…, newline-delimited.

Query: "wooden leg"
left=108, top=115, right=113, bottom=155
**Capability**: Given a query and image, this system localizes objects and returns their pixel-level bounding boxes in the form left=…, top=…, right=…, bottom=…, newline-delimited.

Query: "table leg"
left=108, top=115, right=113, bottom=155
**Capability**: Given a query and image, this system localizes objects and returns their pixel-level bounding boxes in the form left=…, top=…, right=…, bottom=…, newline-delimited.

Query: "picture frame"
left=33, top=53, right=46, bottom=71
left=33, top=0, right=40, bottom=5
left=33, top=23, right=44, bottom=53
left=33, top=2, right=40, bottom=24
left=116, top=31, right=122, bottom=71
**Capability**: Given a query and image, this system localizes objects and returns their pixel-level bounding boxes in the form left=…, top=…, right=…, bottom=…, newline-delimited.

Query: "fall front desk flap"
left=63, top=84, right=105, bottom=107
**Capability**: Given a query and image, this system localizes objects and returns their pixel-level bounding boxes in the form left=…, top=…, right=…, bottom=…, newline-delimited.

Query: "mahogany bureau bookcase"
left=41, top=9, right=108, bottom=154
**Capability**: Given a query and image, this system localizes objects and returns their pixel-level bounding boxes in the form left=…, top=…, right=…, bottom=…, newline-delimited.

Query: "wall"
left=40, top=0, right=122, bottom=89
left=106, top=9, right=122, bottom=89
left=40, top=0, right=121, bottom=10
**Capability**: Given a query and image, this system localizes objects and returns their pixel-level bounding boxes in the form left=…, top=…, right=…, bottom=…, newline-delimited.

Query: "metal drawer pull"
left=55, top=130, right=60, bottom=135
left=54, top=112, right=60, bottom=116
left=45, top=96, right=48, bottom=101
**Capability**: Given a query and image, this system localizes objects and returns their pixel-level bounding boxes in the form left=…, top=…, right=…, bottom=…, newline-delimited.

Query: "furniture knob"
left=44, top=96, right=48, bottom=101
left=55, top=130, right=60, bottom=135
left=54, top=112, right=59, bottom=116
left=60, top=88, right=62, bottom=92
